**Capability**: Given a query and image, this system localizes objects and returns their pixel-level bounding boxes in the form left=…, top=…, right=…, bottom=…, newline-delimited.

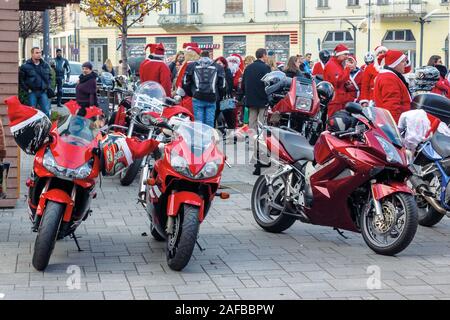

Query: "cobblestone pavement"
left=1, top=145, right=450, bottom=300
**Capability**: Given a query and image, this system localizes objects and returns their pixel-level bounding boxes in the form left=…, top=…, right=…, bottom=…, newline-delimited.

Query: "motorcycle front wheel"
left=120, top=158, right=142, bottom=186
left=361, top=193, right=418, bottom=256
left=166, top=204, right=200, bottom=271
left=32, top=201, right=64, bottom=271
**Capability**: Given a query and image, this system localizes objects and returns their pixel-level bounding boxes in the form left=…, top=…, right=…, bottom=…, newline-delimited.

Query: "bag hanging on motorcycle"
left=4, top=96, right=51, bottom=155
left=0, top=162, right=10, bottom=199
left=99, top=133, right=134, bottom=176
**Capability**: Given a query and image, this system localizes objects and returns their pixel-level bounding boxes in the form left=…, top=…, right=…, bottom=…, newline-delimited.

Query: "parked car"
left=59, top=61, right=82, bottom=103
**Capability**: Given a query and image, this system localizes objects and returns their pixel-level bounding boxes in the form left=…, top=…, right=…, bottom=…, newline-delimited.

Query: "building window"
left=127, top=37, right=147, bottom=58
left=317, top=0, right=329, bottom=8
left=226, top=0, right=243, bottom=13
left=383, top=30, right=415, bottom=42
left=191, top=0, right=199, bottom=14
left=265, top=35, right=290, bottom=63
left=223, top=36, right=246, bottom=57
left=377, top=0, right=389, bottom=5
left=169, top=0, right=179, bottom=15
left=155, top=37, right=177, bottom=57
left=347, top=0, right=359, bottom=6
left=192, top=36, right=214, bottom=50
left=268, top=0, right=286, bottom=12
left=324, top=31, right=353, bottom=42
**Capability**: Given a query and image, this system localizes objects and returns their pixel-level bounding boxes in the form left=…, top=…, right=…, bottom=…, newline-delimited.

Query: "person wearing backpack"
left=183, top=50, right=225, bottom=128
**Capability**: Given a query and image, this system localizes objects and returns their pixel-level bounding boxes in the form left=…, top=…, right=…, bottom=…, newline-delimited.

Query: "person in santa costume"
left=226, top=54, right=244, bottom=90
left=432, top=64, right=450, bottom=99
left=360, top=46, right=388, bottom=107
left=312, top=49, right=331, bottom=82
left=139, top=43, right=172, bottom=97
left=174, top=43, right=202, bottom=117
left=373, top=50, right=412, bottom=123
left=343, top=55, right=363, bottom=103
left=323, top=44, right=351, bottom=117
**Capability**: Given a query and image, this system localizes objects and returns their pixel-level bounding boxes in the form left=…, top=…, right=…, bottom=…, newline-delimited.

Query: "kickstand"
left=70, top=233, right=84, bottom=252
left=334, top=228, right=349, bottom=240
left=196, top=240, right=205, bottom=252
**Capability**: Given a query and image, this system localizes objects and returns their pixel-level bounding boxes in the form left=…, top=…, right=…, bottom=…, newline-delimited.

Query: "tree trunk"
left=21, top=37, right=27, bottom=64
left=121, top=21, right=128, bottom=77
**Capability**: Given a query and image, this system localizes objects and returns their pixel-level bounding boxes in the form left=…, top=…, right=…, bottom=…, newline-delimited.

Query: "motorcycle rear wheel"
left=120, top=159, right=142, bottom=186
left=32, top=201, right=64, bottom=271
left=361, top=193, right=418, bottom=256
left=166, top=204, right=200, bottom=271
left=251, top=175, right=296, bottom=233
left=418, top=205, right=445, bottom=227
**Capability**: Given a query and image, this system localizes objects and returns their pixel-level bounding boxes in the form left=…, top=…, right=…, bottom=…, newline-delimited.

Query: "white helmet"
left=364, top=52, right=375, bottom=64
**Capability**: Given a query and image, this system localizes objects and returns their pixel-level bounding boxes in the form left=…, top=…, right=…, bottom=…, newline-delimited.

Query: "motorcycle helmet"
left=364, top=52, right=375, bottom=64
left=262, top=71, right=290, bottom=96
left=5, top=96, right=51, bottom=155
left=316, top=81, right=335, bottom=106
left=435, top=64, right=448, bottom=79
left=99, top=133, right=134, bottom=176
left=327, top=110, right=358, bottom=133
left=319, top=50, right=331, bottom=65
left=411, top=66, right=440, bottom=92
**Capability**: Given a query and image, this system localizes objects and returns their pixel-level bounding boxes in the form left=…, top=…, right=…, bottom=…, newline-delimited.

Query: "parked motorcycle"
left=252, top=103, right=418, bottom=256
left=141, top=118, right=228, bottom=271
left=109, top=81, right=194, bottom=186
left=406, top=93, right=450, bottom=227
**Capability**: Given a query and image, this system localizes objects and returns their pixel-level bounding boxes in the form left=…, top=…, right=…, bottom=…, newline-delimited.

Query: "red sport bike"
left=252, top=103, right=418, bottom=256
left=27, top=113, right=103, bottom=271
left=142, top=119, right=228, bottom=271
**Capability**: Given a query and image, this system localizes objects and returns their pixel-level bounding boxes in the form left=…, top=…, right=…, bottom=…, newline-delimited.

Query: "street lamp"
left=416, top=9, right=439, bottom=67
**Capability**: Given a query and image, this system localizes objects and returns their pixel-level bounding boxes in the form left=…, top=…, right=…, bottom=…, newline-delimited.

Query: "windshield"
left=363, top=107, right=403, bottom=147
left=174, top=122, right=219, bottom=157
left=70, top=63, right=82, bottom=75
left=295, top=78, right=313, bottom=98
left=131, top=81, right=166, bottom=114
left=57, top=116, right=97, bottom=147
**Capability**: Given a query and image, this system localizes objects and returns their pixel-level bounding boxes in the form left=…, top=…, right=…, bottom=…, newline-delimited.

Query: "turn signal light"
left=146, top=178, right=157, bottom=186
left=219, top=192, right=230, bottom=200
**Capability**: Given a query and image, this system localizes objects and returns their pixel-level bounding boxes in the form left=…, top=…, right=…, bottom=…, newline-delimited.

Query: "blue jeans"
left=193, top=98, right=216, bottom=128
left=29, top=91, right=50, bottom=117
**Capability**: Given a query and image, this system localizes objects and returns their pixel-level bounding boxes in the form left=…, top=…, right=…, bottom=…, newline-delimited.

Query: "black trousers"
left=215, top=101, right=236, bottom=130
left=56, top=77, right=64, bottom=106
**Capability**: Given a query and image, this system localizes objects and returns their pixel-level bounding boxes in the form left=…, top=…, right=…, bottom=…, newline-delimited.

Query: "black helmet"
left=319, top=50, right=331, bottom=65
left=262, top=71, right=291, bottom=95
left=316, top=81, right=335, bottom=105
left=435, top=64, right=448, bottom=79
left=327, top=110, right=358, bottom=133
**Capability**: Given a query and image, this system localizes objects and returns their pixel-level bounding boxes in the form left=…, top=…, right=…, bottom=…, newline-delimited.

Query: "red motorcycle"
left=142, top=120, right=229, bottom=271
left=252, top=103, right=418, bottom=256
left=109, top=81, right=194, bottom=186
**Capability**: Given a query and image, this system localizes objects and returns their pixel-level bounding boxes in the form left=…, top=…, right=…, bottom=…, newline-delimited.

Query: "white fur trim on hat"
left=335, top=50, right=350, bottom=57
left=388, top=54, right=407, bottom=69
left=375, top=46, right=388, bottom=55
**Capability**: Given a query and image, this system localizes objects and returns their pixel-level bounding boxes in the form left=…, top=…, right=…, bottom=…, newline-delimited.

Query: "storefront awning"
left=19, top=0, right=80, bottom=11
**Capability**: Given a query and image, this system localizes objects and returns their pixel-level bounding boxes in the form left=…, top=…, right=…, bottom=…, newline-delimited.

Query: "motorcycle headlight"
left=295, top=97, right=312, bottom=111
left=170, top=150, right=192, bottom=178
left=375, top=136, right=403, bottom=165
left=139, top=113, right=153, bottom=126
left=43, top=148, right=93, bottom=180
left=195, top=159, right=221, bottom=180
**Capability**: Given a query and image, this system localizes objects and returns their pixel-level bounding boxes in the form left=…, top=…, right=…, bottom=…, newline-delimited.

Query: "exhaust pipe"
left=410, top=175, right=447, bottom=215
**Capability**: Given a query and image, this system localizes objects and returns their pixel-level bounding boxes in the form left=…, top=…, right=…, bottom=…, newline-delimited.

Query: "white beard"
left=228, top=63, right=239, bottom=76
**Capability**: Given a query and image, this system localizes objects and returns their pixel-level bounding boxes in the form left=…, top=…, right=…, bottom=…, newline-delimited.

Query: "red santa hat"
left=4, top=96, right=45, bottom=133
left=183, top=42, right=202, bottom=55
left=334, top=44, right=350, bottom=57
left=145, top=43, right=165, bottom=58
left=348, top=55, right=357, bottom=64
left=384, top=50, right=407, bottom=69
left=374, top=45, right=388, bottom=56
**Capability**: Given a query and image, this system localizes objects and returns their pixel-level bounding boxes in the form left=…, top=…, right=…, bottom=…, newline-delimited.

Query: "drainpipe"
left=43, top=10, right=50, bottom=62
left=300, top=0, right=305, bottom=55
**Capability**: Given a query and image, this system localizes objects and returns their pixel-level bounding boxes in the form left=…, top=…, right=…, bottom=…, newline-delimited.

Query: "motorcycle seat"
left=271, top=128, right=315, bottom=162
left=431, top=133, right=450, bottom=158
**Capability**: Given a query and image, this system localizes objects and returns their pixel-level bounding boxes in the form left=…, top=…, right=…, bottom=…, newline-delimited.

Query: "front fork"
left=138, top=129, right=156, bottom=202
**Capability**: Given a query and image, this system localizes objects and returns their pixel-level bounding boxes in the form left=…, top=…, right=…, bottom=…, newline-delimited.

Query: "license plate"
left=63, top=88, right=76, bottom=94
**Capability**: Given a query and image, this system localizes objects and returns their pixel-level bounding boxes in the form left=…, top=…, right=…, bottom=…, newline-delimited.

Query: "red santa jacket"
left=312, top=61, right=325, bottom=79
left=373, top=69, right=412, bottom=123
left=139, top=58, right=172, bottom=97
left=323, top=57, right=351, bottom=116
left=360, top=63, right=378, bottom=104
left=432, top=76, right=450, bottom=99
left=344, top=68, right=363, bottom=103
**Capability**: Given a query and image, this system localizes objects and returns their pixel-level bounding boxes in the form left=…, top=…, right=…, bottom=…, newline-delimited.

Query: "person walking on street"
left=169, top=51, right=185, bottom=83
left=284, top=56, right=303, bottom=78
left=323, top=44, right=351, bottom=117
left=214, top=56, right=235, bottom=131
left=183, top=50, right=225, bottom=128
left=102, top=59, right=115, bottom=76
left=140, top=43, right=172, bottom=97
left=303, top=53, right=312, bottom=74
left=373, top=50, right=411, bottom=123
left=19, top=47, right=52, bottom=117
left=76, top=62, right=98, bottom=116
left=312, top=50, right=331, bottom=82
left=54, top=49, right=71, bottom=108
left=343, top=55, right=363, bottom=103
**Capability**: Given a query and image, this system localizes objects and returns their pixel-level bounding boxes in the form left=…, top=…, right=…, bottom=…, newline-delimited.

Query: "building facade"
left=302, top=0, right=450, bottom=68
left=78, top=0, right=302, bottom=70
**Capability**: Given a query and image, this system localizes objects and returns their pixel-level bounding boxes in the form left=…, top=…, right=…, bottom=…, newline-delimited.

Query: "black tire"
left=361, top=193, right=418, bottom=256
left=251, top=175, right=296, bottom=233
left=418, top=206, right=445, bottom=227
left=150, top=223, right=165, bottom=242
left=32, top=201, right=64, bottom=271
left=166, top=205, right=200, bottom=271
left=120, top=159, right=142, bottom=186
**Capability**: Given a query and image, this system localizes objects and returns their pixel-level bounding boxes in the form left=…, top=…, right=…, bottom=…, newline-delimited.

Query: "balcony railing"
left=373, top=1, right=428, bottom=19
left=158, top=14, right=203, bottom=26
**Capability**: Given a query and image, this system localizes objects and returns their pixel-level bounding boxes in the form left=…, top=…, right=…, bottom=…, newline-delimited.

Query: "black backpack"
left=193, top=59, right=218, bottom=97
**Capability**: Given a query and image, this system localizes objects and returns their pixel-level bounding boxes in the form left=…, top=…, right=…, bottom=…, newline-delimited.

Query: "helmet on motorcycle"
left=316, top=81, right=335, bottom=106
left=5, top=96, right=51, bottom=155
left=327, top=110, right=358, bottom=133
left=411, top=66, right=440, bottom=92
left=131, top=81, right=166, bottom=114
left=98, top=133, right=134, bottom=176
left=319, top=50, right=331, bottom=65
left=364, top=52, right=375, bottom=64
left=262, top=71, right=290, bottom=96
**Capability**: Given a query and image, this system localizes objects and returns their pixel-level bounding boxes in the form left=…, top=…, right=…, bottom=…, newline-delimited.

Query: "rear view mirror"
left=345, top=102, right=363, bottom=115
